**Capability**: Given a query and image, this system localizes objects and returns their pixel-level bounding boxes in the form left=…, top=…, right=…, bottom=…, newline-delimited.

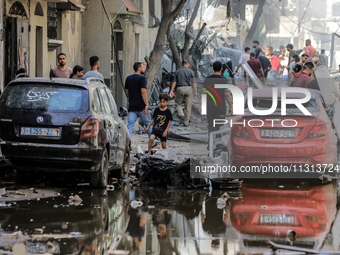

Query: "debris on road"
left=68, top=195, right=82, bottom=206
left=134, top=154, right=208, bottom=189
left=130, top=200, right=143, bottom=208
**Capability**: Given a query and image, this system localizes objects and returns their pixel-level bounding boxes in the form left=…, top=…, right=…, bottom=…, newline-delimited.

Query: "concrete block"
left=153, top=149, right=178, bottom=161
left=132, top=146, right=144, bottom=154
left=332, top=100, right=340, bottom=142
left=315, top=66, right=338, bottom=107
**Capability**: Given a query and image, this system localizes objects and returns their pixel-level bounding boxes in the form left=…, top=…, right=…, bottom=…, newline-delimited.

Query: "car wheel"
left=90, top=149, right=109, bottom=188
left=120, top=148, right=130, bottom=179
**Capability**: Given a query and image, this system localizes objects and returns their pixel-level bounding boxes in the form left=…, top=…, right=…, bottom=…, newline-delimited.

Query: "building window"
left=47, top=3, right=57, bottom=39
left=9, top=1, right=27, bottom=16
left=34, top=2, right=44, bottom=16
left=114, top=20, right=122, bottom=30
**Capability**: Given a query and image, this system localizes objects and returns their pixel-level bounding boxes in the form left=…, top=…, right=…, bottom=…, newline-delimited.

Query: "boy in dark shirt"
left=144, top=93, right=173, bottom=154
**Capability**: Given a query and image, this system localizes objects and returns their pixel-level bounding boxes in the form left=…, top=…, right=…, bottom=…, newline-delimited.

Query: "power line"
left=271, top=0, right=334, bottom=36
left=290, top=0, right=311, bottom=41
left=267, top=1, right=307, bottom=44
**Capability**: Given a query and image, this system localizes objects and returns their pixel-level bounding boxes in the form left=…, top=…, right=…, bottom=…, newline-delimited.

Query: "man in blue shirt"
left=124, top=62, right=152, bottom=137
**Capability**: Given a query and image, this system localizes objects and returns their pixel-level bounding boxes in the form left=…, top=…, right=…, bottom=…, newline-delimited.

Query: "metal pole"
left=330, top=33, right=335, bottom=69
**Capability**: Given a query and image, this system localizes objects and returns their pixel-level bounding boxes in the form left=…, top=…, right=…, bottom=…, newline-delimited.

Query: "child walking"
left=144, top=93, right=173, bottom=154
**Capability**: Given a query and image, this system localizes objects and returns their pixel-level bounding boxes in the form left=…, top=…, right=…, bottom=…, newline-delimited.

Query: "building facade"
left=0, top=0, right=161, bottom=106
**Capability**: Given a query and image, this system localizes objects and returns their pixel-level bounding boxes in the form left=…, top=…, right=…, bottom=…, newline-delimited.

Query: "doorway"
left=4, top=17, right=29, bottom=85
left=114, top=32, right=124, bottom=108
left=36, top=26, right=43, bottom=77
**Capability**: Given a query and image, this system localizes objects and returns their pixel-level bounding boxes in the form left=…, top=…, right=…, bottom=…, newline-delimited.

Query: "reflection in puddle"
left=0, top=180, right=338, bottom=254
left=124, top=180, right=339, bottom=255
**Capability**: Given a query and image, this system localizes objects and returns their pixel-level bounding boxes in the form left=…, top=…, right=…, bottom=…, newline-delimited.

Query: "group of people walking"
left=124, top=60, right=200, bottom=154
left=238, top=39, right=328, bottom=89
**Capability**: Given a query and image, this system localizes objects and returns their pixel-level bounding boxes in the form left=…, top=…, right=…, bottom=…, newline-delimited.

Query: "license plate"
left=260, top=214, right=295, bottom=225
left=21, top=127, right=61, bottom=137
left=27, top=242, right=60, bottom=254
left=261, top=129, right=295, bottom=138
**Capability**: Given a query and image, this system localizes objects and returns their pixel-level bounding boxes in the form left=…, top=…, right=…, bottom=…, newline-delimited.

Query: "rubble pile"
left=134, top=154, right=208, bottom=189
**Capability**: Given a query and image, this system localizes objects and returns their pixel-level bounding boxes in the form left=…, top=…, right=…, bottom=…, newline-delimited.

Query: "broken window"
left=149, top=0, right=155, bottom=26
left=47, top=3, right=57, bottom=39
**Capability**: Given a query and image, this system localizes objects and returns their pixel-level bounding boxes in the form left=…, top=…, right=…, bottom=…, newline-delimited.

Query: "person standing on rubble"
left=125, top=62, right=152, bottom=137
left=169, top=59, right=197, bottom=127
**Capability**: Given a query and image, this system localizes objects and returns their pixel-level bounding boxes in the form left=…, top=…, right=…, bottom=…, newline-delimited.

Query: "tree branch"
left=182, top=0, right=201, bottom=60
left=169, top=0, right=187, bottom=20
left=167, top=26, right=181, bottom=69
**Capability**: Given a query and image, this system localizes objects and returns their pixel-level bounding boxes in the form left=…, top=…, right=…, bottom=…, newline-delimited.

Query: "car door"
left=104, top=87, right=127, bottom=166
left=97, top=88, right=120, bottom=165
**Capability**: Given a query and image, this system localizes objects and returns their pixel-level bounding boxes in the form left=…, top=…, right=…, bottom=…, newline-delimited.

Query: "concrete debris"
left=68, top=195, right=82, bottom=206
left=332, top=100, right=340, bottom=142
left=221, top=192, right=230, bottom=200
left=0, top=203, right=11, bottom=207
left=34, top=228, right=44, bottom=234
left=77, top=183, right=90, bottom=186
left=106, top=185, right=115, bottom=191
left=130, top=200, right=143, bottom=208
left=131, top=146, right=144, bottom=155
left=0, top=187, right=6, bottom=196
left=13, top=243, right=27, bottom=255
left=132, top=121, right=145, bottom=135
left=216, top=197, right=226, bottom=209
left=108, top=250, right=129, bottom=255
left=47, top=241, right=55, bottom=250
left=318, top=174, right=333, bottom=183
left=135, top=155, right=208, bottom=189
left=61, top=223, right=68, bottom=229
left=152, top=149, right=178, bottom=162
left=315, top=66, right=339, bottom=107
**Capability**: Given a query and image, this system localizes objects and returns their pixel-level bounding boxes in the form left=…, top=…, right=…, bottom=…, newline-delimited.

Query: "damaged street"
left=0, top=0, right=340, bottom=254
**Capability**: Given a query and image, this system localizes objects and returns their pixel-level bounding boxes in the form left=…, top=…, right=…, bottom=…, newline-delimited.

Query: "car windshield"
left=1, top=84, right=88, bottom=112
left=245, top=98, right=318, bottom=114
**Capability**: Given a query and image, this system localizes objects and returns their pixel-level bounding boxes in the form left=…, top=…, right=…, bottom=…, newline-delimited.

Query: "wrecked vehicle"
left=0, top=77, right=131, bottom=188
left=228, top=88, right=338, bottom=169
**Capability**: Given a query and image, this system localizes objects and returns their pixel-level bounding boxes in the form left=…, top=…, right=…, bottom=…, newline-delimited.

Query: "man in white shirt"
left=82, top=56, right=104, bottom=81
left=232, top=47, right=251, bottom=76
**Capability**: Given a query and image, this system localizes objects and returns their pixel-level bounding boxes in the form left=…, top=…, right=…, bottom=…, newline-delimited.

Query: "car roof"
left=8, top=77, right=106, bottom=90
left=251, top=87, right=322, bottom=100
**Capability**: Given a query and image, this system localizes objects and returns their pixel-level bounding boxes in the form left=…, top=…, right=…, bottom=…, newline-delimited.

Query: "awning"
left=56, top=0, right=85, bottom=11
left=121, top=0, right=143, bottom=14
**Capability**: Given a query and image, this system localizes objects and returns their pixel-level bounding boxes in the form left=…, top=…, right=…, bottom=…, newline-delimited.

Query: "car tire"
left=90, top=148, right=109, bottom=188
left=120, top=148, right=130, bottom=179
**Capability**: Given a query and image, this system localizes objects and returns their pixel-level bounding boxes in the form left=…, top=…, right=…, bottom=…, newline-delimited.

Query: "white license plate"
left=21, top=127, right=61, bottom=137
left=260, top=214, right=295, bottom=225
left=261, top=129, right=295, bottom=138
left=27, top=243, right=60, bottom=254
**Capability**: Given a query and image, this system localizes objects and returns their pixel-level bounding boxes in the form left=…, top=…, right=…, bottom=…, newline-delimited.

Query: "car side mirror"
left=119, top=107, right=128, bottom=117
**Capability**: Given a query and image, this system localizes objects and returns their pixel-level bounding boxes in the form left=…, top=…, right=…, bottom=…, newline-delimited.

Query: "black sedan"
left=0, top=77, right=131, bottom=188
